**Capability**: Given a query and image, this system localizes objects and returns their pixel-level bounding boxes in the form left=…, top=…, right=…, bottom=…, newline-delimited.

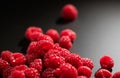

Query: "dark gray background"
left=0, top=0, right=120, bottom=77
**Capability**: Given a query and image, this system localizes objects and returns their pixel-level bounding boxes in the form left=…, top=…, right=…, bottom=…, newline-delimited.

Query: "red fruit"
left=42, top=68, right=56, bottom=78
left=0, top=59, right=10, bottom=74
left=8, top=70, right=25, bottom=78
left=60, top=29, right=76, bottom=42
left=25, top=26, right=43, bottom=41
left=13, top=65, right=28, bottom=71
left=82, top=58, right=94, bottom=70
left=59, top=36, right=72, bottom=50
left=29, top=59, right=42, bottom=73
left=100, top=55, right=114, bottom=70
left=1, top=50, right=12, bottom=63
left=10, top=53, right=26, bottom=66
left=2, top=66, right=13, bottom=78
left=65, top=53, right=83, bottom=69
left=60, top=63, right=78, bottom=78
left=24, top=68, right=40, bottom=78
left=62, top=4, right=78, bottom=21
left=78, top=66, right=92, bottom=78
left=95, top=69, right=112, bottom=78
left=112, top=71, right=120, bottom=78
left=44, top=54, right=65, bottom=69
left=46, top=29, right=59, bottom=43
left=54, top=68, right=61, bottom=77
left=77, top=76, right=87, bottom=78
left=38, top=35, right=54, bottom=43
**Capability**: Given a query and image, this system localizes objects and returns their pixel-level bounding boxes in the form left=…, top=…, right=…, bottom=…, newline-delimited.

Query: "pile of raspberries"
left=0, top=26, right=120, bottom=78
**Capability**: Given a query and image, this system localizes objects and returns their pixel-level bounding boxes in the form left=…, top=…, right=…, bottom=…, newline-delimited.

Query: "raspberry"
left=60, top=63, right=78, bottom=78
left=42, top=68, right=56, bottom=78
left=27, top=41, right=38, bottom=54
left=61, top=4, right=78, bottom=21
left=8, top=70, right=25, bottom=78
left=78, top=66, right=92, bottom=78
left=38, top=35, right=54, bottom=43
left=77, top=76, right=87, bottom=78
left=44, top=54, right=65, bottom=69
left=25, top=26, right=43, bottom=41
left=65, top=53, right=83, bottom=69
left=2, top=66, right=13, bottom=78
left=29, top=59, right=42, bottom=73
left=0, top=59, right=10, bottom=74
left=112, top=71, right=120, bottom=78
left=1, top=50, right=12, bottom=63
left=13, top=65, right=28, bottom=71
left=24, top=68, right=40, bottom=78
left=54, top=68, right=61, bottom=77
left=59, top=36, right=72, bottom=50
left=44, top=48, right=70, bottom=59
left=82, top=58, right=94, bottom=70
left=95, top=69, right=112, bottom=78
left=100, top=55, right=114, bottom=70
left=60, top=29, right=76, bottom=42
left=10, top=53, right=26, bottom=66
left=46, top=29, right=59, bottom=43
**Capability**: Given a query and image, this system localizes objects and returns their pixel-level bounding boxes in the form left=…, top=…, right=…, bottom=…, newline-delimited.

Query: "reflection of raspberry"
left=25, top=68, right=40, bottom=78
left=100, top=55, right=114, bottom=70
left=46, top=29, right=59, bottom=43
left=60, top=63, right=78, bottom=78
left=95, top=69, right=112, bottom=78
left=65, top=53, right=83, bottom=69
left=1, top=50, right=12, bottom=63
left=10, top=53, right=26, bottom=66
left=60, top=29, right=76, bottom=42
left=59, top=36, right=72, bottom=50
left=78, top=66, right=92, bottom=78
left=29, top=59, right=42, bottom=73
left=25, top=26, right=43, bottom=41
left=112, top=71, right=120, bottom=78
left=82, top=58, right=94, bottom=70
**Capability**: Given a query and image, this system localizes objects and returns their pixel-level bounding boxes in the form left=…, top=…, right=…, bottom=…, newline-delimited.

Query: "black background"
left=1, top=0, right=120, bottom=77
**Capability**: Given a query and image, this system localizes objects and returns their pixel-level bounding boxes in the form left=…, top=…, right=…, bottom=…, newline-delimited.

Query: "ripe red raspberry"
left=46, top=29, right=59, bottom=43
left=2, top=66, right=13, bottom=78
left=59, top=36, right=72, bottom=50
left=44, top=54, right=65, bottom=69
left=65, top=53, right=83, bottom=69
left=29, top=59, right=42, bottom=73
left=60, top=29, right=76, bottom=42
left=24, top=68, right=40, bottom=78
left=1, top=50, right=12, bottom=63
left=44, top=48, right=70, bottom=59
left=25, top=26, right=43, bottom=41
left=8, top=70, right=25, bottom=78
left=112, top=71, right=120, bottom=78
left=38, top=35, right=54, bottom=43
left=82, top=58, right=94, bottom=70
left=10, top=52, right=26, bottom=66
left=100, top=55, right=114, bottom=70
left=13, top=65, right=28, bottom=71
left=77, top=76, right=87, bottom=78
left=54, top=68, right=61, bottom=77
left=61, top=4, right=78, bottom=21
left=27, top=41, right=38, bottom=54
left=78, top=66, right=92, bottom=78
left=60, top=63, right=78, bottom=78
left=0, top=59, right=10, bottom=74
left=42, top=68, right=56, bottom=78
left=95, top=69, right=112, bottom=78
